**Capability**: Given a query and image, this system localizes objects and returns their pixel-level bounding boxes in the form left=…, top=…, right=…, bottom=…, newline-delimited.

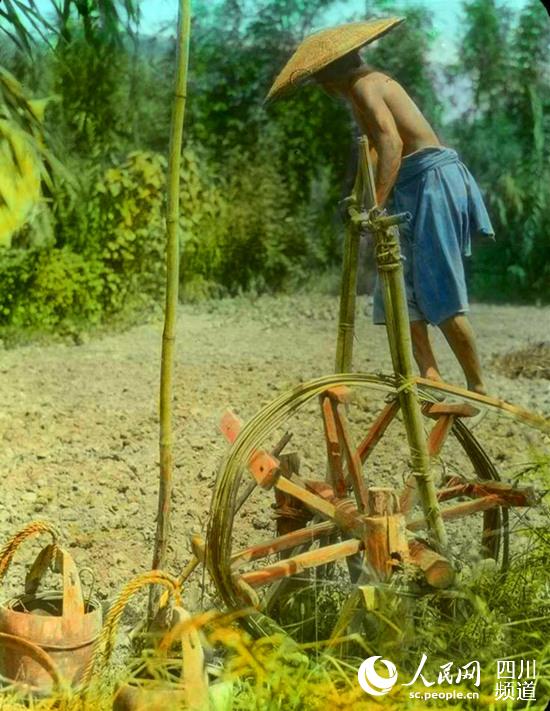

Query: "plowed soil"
left=1, top=295, right=549, bottom=619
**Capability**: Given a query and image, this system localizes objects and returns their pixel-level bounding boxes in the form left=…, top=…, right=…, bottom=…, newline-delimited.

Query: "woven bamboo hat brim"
left=266, top=17, right=404, bottom=103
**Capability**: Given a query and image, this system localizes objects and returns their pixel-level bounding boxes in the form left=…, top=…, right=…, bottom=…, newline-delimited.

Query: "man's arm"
left=350, top=77, right=403, bottom=207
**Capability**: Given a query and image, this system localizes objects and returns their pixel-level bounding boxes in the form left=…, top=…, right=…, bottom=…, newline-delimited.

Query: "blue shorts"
left=372, top=147, right=494, bottom=326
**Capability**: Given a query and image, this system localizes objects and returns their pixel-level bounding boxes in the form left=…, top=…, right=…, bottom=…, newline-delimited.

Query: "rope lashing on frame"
left=337, top=321, right=355, bottom=332
left=369, top=210, right=410, bottom=272
left=374, top=238, right=403, bottom=271
left=394, top=376, right=417, bottom=396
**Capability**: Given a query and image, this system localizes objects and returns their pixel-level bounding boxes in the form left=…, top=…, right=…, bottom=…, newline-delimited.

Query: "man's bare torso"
left=349, top=69, right=440, bottom=156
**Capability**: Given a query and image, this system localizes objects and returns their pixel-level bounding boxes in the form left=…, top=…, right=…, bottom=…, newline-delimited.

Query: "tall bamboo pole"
left=334, top=137, right=378, bottom=373
left=149, top=0, right=192, bottom=618
left=334, top=141, right=363, bottom=372
left=334, top=213, right=361, bottom=373
left=357, top=137, right=447, bottom=549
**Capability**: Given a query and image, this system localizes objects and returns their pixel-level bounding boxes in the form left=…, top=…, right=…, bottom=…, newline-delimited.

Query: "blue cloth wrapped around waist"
left=373, top=146, right=495, bottom=326
left=392, top=146, right=494, bottom=257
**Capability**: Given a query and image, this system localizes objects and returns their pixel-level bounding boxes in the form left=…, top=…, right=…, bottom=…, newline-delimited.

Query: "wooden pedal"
left=423, top=402, right=480, bottom=419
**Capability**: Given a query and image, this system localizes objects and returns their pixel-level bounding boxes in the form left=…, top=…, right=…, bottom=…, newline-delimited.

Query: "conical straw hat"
left=266, top=17, right=404, bottom=103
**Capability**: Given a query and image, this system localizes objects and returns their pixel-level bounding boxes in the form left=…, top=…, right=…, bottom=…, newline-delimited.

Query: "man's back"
left=349, top=70, right=440, bottom=156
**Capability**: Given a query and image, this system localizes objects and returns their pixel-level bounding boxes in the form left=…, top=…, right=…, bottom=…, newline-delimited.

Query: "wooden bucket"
left=0, top=523, right=102, bottom=694
left=113, top=606, right=209, bottom=711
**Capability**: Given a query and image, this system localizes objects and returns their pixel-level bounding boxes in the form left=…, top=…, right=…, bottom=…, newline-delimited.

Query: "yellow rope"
left=374, top=237, right=401, bottom=271
left=0, top=520, right=60, bottom=585
left=81, top=569, right=181, bottom=692
left=394, top=376, right=417, bottom=395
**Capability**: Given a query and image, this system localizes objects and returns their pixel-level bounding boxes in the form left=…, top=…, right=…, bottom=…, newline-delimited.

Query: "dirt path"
left=1, top=294, right=549, bottom=612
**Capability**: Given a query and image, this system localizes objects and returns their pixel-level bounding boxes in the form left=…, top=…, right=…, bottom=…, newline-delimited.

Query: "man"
left=268, top=22, right=495, bottom=396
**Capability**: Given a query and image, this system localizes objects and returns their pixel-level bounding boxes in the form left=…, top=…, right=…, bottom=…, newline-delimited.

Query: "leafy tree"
left=451, top=0, right=550, bottom=300
left=0, top=0, right=139, bottom=53
left=366, top=3, right=443, bottom=127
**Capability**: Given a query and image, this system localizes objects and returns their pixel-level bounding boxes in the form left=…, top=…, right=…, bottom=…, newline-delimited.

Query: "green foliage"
left=188, top=0, right=351, bottom=205
left=92, top=151, right=167, bottom=310
left=50, top=35, right=133, bottom=158
left=0, top=246, right=103, bottom=333
left=366, top=3, right=443, bottom=127
left=0, top=137, right=336, bottom=334
left=0, top=0, right=548, bottom=343
left=0, top=0, right=140, bottom=54
left=195, top=137, right=333, bottom=294
left=0, top=67, right=65, bottom=248
left=451, top=0, right=550, bottom=302
left=0, top=151, right=166, bottom=335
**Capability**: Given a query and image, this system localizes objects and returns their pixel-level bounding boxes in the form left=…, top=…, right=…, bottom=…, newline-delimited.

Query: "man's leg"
left=439, top=313, right=486, bottom=395
left=410, top=320, right=442, bottom=381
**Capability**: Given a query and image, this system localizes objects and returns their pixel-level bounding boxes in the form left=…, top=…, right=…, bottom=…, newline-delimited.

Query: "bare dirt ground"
left=1, top=294, right=549, bottom=616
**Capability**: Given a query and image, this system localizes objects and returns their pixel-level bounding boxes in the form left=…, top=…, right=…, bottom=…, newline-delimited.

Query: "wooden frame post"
left=356, top=137, right=448, bottom=550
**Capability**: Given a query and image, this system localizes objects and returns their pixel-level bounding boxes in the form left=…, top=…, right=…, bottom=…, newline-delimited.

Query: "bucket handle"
left=25, top=545, right=85, bottom=619
left=0, top=632, right=61, bottom=692
left=0, top=521, right=60, bottom=588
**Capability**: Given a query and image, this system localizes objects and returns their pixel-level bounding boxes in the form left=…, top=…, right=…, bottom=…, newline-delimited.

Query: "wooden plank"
left=220, top=409, right=242, bottom=444
left=409, top=540, right=455, bottom=588
left=274, top=452, right=308, bottom=544
left=249, top=450, right=280, bottom=488
left=239, top=538, right=363, bottom=588
left=231, top=521, right=337, bottom=568
left=324, top=386, right=353, bottom=403
left=356, top=400, right=399, bottom=463
left=364, top=488, right=409, bottom=580
left=423, top=402, right=479, bottom=419
left=234, top=432, right=293, bottom=515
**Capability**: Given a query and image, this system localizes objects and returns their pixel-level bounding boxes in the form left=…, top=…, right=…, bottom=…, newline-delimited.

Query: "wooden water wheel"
left=206, top=373, right=543, bottom=640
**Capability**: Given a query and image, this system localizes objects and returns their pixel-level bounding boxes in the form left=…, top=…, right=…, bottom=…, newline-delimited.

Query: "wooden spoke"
left=356, top=400, right=400, bottom=463
left=231, top=521, right=337, bottom=568
left=407, top=494, right=529, bottom=532
left=436, top=480, right=536, bottom=506
left=427, top=414, right=456, bottom=457
left=320, top=395, right=347, bottom=497
left=275, top=476, right=338, bottom=521
left=239, top=538, right=363, bottom=589
left=333, top=403, right=369, bottom=511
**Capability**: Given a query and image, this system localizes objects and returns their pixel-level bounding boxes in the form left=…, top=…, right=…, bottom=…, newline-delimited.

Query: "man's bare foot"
left=467, top=381, right=487, bottom=397
left=422, top=366, right=443, bottom=381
